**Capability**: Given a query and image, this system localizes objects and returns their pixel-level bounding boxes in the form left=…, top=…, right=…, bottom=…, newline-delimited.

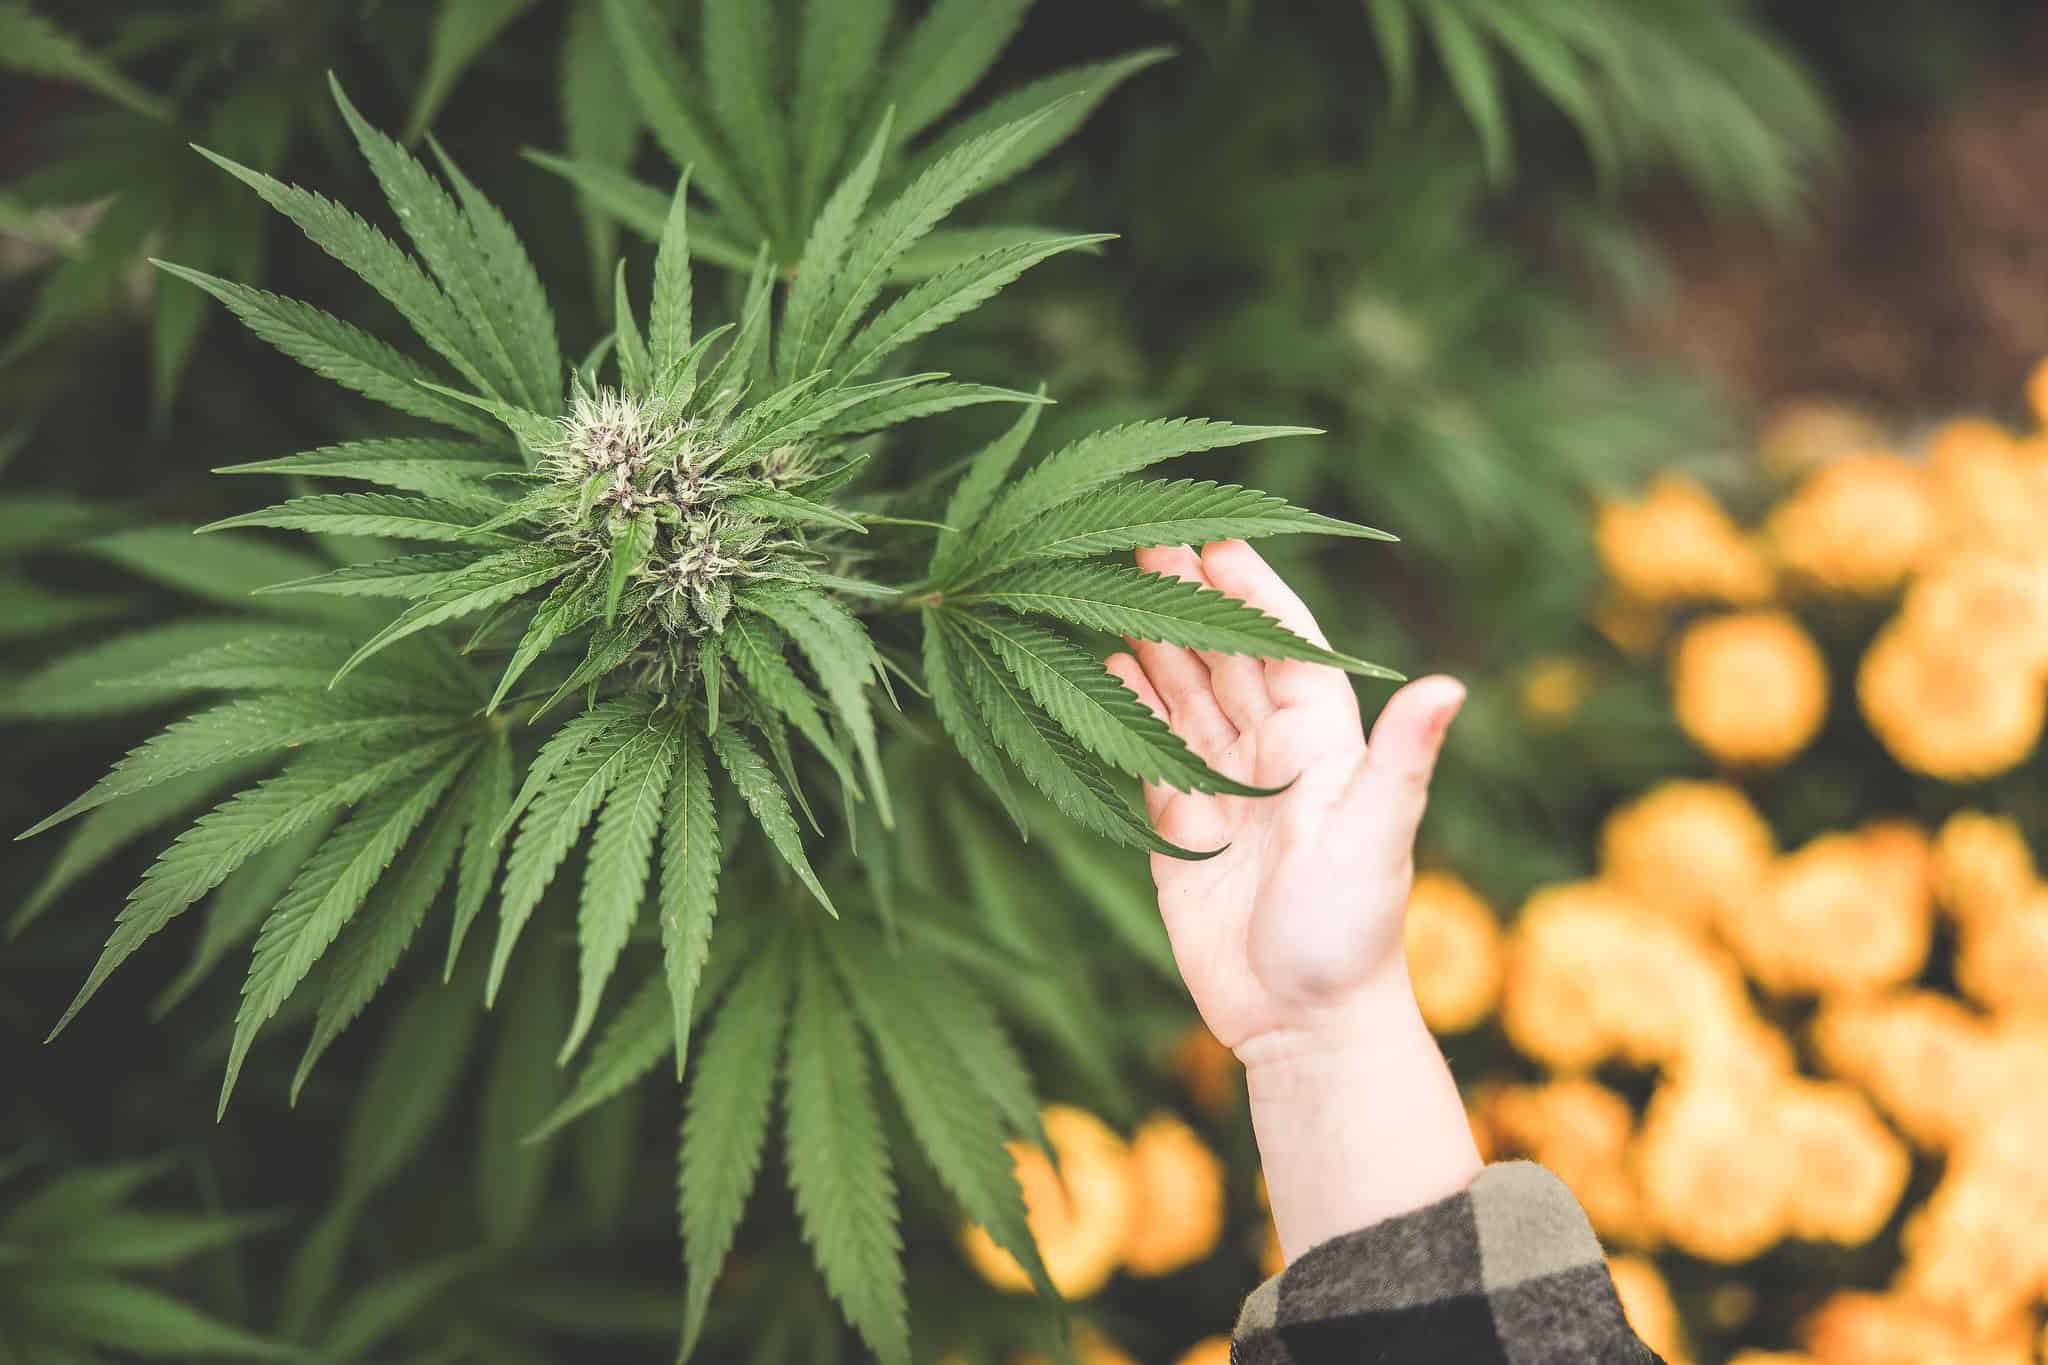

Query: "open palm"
left=1106, top=541, right=1466, bottom=1059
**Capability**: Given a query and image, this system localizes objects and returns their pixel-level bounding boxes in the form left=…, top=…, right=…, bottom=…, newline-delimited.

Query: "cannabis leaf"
left=0, top=1155, right=290, bottom=1362
left=913, top=406, right=1399, bottom=856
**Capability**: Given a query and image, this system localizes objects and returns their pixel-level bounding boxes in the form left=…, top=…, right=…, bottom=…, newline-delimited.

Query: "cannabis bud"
left=541, top=385, right=817, bottom=676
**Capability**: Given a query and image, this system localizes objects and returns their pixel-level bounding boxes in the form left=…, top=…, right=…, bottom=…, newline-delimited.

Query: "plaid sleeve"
left=1231, top=1161, right=1664, bottom=1364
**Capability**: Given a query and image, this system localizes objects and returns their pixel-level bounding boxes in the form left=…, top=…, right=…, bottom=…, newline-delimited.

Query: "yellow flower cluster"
left=961, top=1106, right=1226, bottom=1301
left=1927, top=411, right=2048, bottom=560
left=1768, top=451, right=1939, bottom=593
left=1810, top=990, right=1995, bottom=1149
left=1499, top=879, right=1753, bottom=1072
left=1596, top=474, right=1775, bottom=606
left=962, top=1107, right=1134, bottom=1299
left=1803, top=1287, right=2037, bottom=1365
left=1669, top=610, right=1830, bottom=766
left=1489, top=787, right=1942, bottom=1270
left=1720, top=822, right=1934, bottom=997
left=1589, top=384, right=2048, bottom=780
left=1955, top=890, right=2048, bottom=1017
left=1858, top=614, right=2044, bottom=780
left=1628, top=1074, right=1907, bottom=1263
left=1932, top=808, right=2037, bottom=924
left=1474, top=375, right=2048, bottom=1361
left=1800, top=1000, right=2048, bottom=1347
left=1600, top=779, right=1776, bottom=933
left=1403, top=871, right=1504, bottom=1033
left=1853, top=404, right=2048, bottom=780
left=1122, top=1115, right=1227, bottom=1279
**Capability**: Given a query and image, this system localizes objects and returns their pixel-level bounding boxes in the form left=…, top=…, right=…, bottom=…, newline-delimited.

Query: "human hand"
left=1105, top=539, right=1467, bottom=1067
left=1107, top=540, right=1480, bottom=1257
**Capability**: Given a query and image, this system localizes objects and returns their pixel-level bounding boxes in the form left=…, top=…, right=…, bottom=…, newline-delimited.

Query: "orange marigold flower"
left=1932, top=810, right=2036, bottom=924
left=1721, top=826, right=1932, bottom=997
left=1404, top=871, right=1504, bottom=1033
left=1858, top=619, right=2044, bottom=781
left=1121, top=1113, right=1225, bottom=1277
left=1671, top=610, right=1828, bottom=766
left=1756, top=398, right=1887, bottom=478
left=1767, top=451, right=1938, bottom=594
left=1810, top=992, right=1995, bottom=1150
left=1609, top=1255, right=1690, bottom=1364
left=1172, top=1338, right=1232, bottom=1365
left=1902, top=552, right=2048, bottom=678
left=1860, top=818, right=1935, bottom=894
left=1897, top=1169, right=2048, bottom=1337
left=1502, top=882, right=1751, bottom=1071
left=1668, top=1011, right=1798, bottom=1092
left=1499, top=884, right=1630, bottom=1072
left=1599, top=779, right=1775, bottom=934
left=1973, top=1026, right=2048, bottom=1126
left=1772, top=1079, right=1911, bottom=1246
left=1955, top=892, right=2048, bottom=1018
left=1804, top=1289, right=2035, bottom=1365
left=1928, top=416, right=2048, bottom=558
left=1597, top=475, right=1774, bottom=605
left=1169, top=1023, right=1241, bottom=1116
left=1634, top=1079, right=1795, bottom=1262
left=1518, top=655, right=1593, bottom=727
left=1929, top=415, right=2019, bottom=468
left=961, top=1106, right=1133, bottom=1299
left=1945, top=1072, right=2048, bottom=1229
left=1727, top=1354, right=1816, bottom=1365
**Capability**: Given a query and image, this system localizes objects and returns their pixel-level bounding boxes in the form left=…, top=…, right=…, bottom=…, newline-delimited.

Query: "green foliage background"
left=0, top=1, right=2031, bottom=1361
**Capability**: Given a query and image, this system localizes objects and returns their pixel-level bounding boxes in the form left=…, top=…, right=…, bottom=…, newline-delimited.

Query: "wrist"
left=1238, top=961, right=1485, bottom=1264
left=1233, top=961, right=1422, bottom=1080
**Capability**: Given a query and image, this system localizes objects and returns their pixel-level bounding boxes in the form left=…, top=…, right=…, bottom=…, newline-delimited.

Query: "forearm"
left=1239, top=963, right=1483, bottom=1262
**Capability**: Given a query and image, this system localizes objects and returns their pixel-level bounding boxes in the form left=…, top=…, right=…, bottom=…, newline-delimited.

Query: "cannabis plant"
left=1358, top=0, right=1832, bottom=213
left=538, top=0, right=1167, bottom=278
left=17, top=69, right=1395, bottom=1358
left=0, top=1154, right=287, bottom=1362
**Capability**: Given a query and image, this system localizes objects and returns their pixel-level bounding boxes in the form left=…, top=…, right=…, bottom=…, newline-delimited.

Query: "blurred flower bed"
left=945, top=365, right=2048, bottom=1365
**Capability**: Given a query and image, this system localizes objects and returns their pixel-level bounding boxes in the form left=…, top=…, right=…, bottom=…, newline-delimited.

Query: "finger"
left=1106, top=652, right=1175, bottom=822
left=1105, top=650, right=1165, bottom=721
left=1125, top=631, right=1237, bottom=765
left=1342, top=675, right=1466, bottom=871
left=1198, top=540, right=1350, bottom=713
left=1136, top=545, right=1272, bottom=729
left=1131, top=636, right=1237, bottom=764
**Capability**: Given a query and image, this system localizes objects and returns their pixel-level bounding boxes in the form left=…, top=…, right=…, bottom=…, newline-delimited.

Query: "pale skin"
left=1105, top=539, right=1483, bottom=1264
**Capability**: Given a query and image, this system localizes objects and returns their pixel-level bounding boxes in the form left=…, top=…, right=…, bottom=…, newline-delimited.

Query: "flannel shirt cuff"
left=1231, top=1161, right=1663, bottom=1364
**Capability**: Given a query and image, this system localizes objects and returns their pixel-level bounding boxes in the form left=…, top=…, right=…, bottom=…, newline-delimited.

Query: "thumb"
left=1343, top=675, right=1466, bottom=870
